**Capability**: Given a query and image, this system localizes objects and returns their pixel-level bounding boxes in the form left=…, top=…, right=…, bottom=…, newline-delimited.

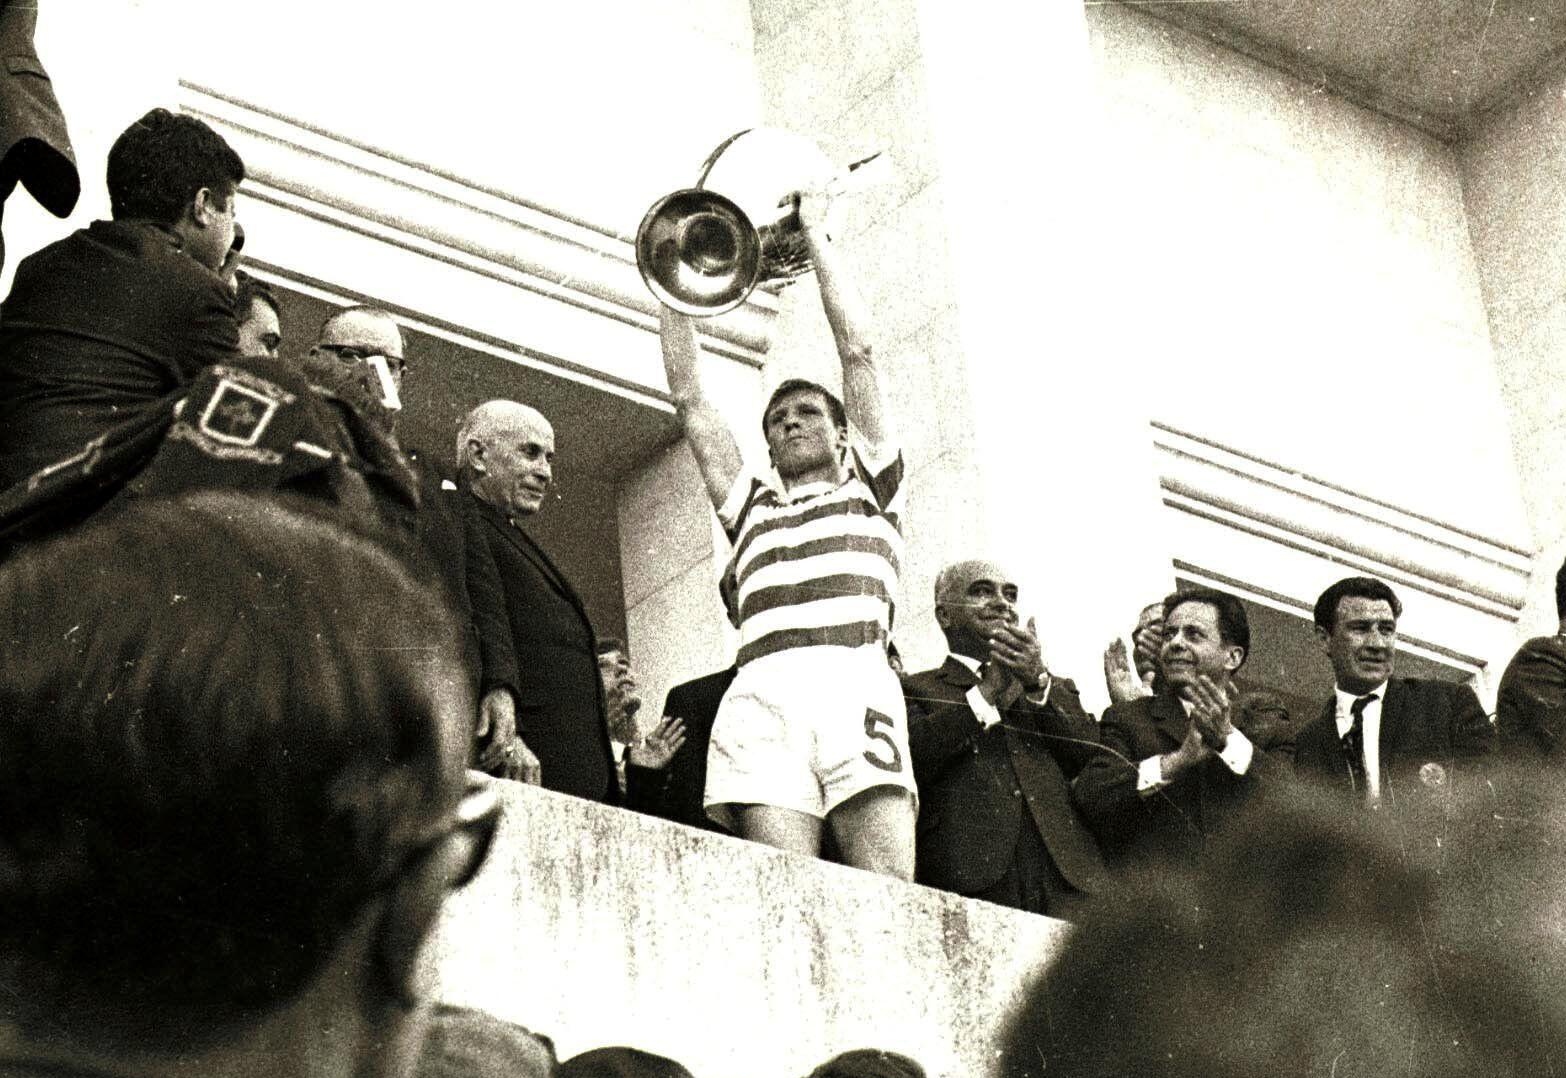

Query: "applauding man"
left=1074, top=587, right=1295, bottom=874
left=657, top=190, right=916, bottom=878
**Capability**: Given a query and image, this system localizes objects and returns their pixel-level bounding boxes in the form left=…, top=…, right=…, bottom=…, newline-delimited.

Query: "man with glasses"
left=308, top=304, right=409, bottom=416
left=308, top=305, right=531, bottom=784
left=0, top=491, right=501, bottom=1078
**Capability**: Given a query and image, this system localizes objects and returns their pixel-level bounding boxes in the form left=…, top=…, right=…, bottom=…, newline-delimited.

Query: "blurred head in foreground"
left=1001, top=767, right=1566, bottom=1077
left=0, top=493, right=494, bottom=1078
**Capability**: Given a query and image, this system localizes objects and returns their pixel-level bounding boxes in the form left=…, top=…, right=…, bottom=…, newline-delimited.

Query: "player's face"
left=1160, top=601, right=1241, bottom=691
left=1320, top=596, right=1397, bottom=694
left=765, top=390, right=845, bottom=479
left=484, top=412, right=556, bottom=517
left=936, top=560, right=1020, bottom=658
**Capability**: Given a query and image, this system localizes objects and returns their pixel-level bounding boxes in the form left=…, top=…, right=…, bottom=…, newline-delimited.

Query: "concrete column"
left=915, top=0, right=1172, bottom=707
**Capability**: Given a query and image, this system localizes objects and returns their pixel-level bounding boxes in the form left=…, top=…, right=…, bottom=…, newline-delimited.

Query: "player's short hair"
left=1313, top=576, right=1402, bottom=633
left=106, top=108, right=244, bottom=225
left=762, top=378, right=847, bottom=435
left=0, top=493, right=469, bottom=1050
left=1163, top=586, right=1250, bottom=669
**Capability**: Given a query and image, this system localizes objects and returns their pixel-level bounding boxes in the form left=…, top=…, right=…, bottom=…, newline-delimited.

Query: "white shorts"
left=704, top=646, right=918, bottom=825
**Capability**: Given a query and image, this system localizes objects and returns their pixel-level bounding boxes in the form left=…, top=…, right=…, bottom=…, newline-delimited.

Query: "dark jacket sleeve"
left=1497, top=640, right=1566, bottom=755
left=624, top=760, right=671, bottom=816
left=1242, top=721, right=1298, bottom=778
left=183, top=270, right=240, bottom=374
left=463, top=498, right=521, bottom=697
left=1447, top=682, right=1496, bottom=757
left=1071, top=704, right=1148, bottom=840
left=1026, top=677, right=1101, bottom=777
left=903, top=676, right=985, bottom=791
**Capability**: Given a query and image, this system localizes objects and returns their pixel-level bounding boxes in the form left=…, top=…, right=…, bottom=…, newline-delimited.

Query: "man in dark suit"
left=304, top=306, right=526, bottom=780
left=1295, top=576, right=1493, bottom=807
left=1074, top=587, right=1295, bottom=873
left=904, top=558, right=1106, bottom=918
left=0, top=108, right=242, bottom=494
left=458, top=398, right=617, bottom=803
left=1496, top=558, right=1566, bottom=760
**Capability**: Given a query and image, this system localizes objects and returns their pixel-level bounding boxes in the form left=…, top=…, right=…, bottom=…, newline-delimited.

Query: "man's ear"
left=1225, top=646, right=1245, bottom=674
left=465, top=439, right=487, bottom=475
left=934, top=602, right=952, bottom=632
left=190, top=186, right=222, bottom=228
left=1313, top=624, right=1331, bottom=657
left=374, top=829, right=473, bottom=1011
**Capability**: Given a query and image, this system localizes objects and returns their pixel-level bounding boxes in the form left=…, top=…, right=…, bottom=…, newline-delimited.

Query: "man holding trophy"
left=654, top=181, right=916, bottom=880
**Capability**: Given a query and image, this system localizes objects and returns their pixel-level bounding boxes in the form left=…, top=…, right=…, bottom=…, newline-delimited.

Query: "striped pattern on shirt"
left=720, top=447, right=904, bottom=668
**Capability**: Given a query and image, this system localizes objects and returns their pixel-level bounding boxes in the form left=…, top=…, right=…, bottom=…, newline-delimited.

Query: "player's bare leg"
left=828, top=785, right=916, bottom=880
left=738, top=803, right=823, bottom=857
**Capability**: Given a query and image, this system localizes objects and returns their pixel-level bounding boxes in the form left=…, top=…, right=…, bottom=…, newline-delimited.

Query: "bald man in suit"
left=458, top=399, right=617, bottom=804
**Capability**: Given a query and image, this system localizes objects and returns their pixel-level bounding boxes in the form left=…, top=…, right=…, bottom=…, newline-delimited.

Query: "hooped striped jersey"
left=719, top=445, right=903, bottom=668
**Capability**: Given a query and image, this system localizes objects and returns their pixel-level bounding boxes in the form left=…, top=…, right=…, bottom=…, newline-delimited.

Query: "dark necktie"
left=1341, top=693, right=1378, bottom=798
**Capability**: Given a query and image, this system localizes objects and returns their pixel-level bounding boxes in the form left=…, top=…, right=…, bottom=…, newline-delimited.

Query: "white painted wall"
left=1086, top=5, right=1532, bottom=552
left=1461, top=63, right=1566, bottom=634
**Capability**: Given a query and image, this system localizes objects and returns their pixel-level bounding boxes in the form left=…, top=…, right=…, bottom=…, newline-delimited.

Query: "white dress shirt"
left=948, top=653, right=1052, bottom=728
left=1334, top=682, right=1387, bottom=803
left=1135, top=694, right=1256, bottom=794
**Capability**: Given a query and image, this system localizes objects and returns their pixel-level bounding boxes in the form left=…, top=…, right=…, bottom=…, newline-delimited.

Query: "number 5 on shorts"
left=862, top=708, right=904, bottom=773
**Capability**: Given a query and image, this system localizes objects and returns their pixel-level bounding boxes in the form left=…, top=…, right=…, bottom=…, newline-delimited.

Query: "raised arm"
left=797, top=192, right=892, bottom=453
left=659, top=306, right=745, bottom=508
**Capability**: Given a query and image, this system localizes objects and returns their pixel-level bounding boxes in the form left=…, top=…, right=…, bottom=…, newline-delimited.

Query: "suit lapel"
left=1315, top=696, right=1338, bottom=760
left=1149, top=693, right=1188, bottom=750
left=938, top=655, right=980, bottom=692
left=1377, top=678, right=1409, bottom=762
left=477, top=497, right=587, bottom=619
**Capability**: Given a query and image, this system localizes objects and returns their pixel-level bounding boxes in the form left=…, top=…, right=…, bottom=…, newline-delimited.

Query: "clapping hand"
left=627, top=715, right=688, bottom=771
left=989, top=616, right=1047, bottom=691
left=1186, top=673, right=1235, bottom=751
left=1104, top=637, right=1152, bottom=706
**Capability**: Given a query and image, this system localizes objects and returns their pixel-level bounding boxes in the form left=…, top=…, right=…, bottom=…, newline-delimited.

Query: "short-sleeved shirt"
left=718, top=445, right=903, bottom=668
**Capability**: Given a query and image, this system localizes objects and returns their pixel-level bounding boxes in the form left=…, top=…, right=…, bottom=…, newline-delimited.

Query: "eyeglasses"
left=371, top=773, right=502, bottom=897
left=316, top=342, right=408, bottom=377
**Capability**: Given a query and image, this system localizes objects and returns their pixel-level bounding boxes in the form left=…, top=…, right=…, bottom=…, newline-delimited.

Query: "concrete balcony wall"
left=433, top=783, right=1063, bottom=1078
